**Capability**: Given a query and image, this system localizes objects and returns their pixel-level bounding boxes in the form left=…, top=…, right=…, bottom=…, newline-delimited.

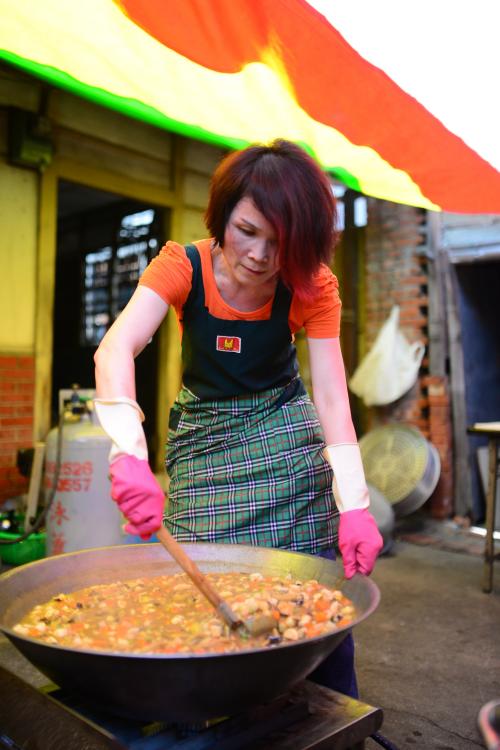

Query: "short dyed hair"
left=205, top=139, right=338, bottom=301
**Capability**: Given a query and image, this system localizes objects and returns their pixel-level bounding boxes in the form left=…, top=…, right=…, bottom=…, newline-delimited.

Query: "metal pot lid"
left=360, top=424, right=436, bottom=505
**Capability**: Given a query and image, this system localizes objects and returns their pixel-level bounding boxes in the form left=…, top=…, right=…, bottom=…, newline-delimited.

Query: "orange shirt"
left=139, top=239, right=342, bottom=338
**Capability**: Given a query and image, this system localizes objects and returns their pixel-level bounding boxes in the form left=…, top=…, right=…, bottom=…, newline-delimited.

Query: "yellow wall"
left=0, top=66, right=226, bottom=453
left=0, top=160, right=37, bottom=353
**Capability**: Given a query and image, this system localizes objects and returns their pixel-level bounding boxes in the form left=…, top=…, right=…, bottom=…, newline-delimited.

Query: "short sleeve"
left=289, top=264, right=342, bottom=338
left=139, top=241, right=192, bottom=308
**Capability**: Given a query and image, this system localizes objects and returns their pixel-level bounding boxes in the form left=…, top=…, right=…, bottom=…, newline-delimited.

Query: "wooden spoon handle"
left=156, top=525, right=241, bottom=628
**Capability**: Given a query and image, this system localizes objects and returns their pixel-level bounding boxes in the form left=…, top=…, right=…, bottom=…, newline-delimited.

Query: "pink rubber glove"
left=109, top=455, right=165, bottom=540
left=338, top=508, right=383, bottom=578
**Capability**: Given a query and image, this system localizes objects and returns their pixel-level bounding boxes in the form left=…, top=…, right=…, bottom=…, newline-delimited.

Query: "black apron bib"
left=181, top=244, right=299, bottom=399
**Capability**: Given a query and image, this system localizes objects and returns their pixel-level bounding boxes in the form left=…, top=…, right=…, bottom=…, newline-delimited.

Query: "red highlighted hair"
left=205, top=139, right=338, bottom=301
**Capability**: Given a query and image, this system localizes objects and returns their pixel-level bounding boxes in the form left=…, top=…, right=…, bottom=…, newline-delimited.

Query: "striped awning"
left=1, top=0, right=499, bottom=213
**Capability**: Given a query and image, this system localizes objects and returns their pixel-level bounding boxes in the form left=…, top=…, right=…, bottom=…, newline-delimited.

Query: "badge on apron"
left=216, top=336, right=242, bottom=353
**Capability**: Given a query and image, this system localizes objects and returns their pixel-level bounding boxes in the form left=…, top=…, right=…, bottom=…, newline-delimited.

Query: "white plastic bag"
left=348, top=306, right=425, bottom=406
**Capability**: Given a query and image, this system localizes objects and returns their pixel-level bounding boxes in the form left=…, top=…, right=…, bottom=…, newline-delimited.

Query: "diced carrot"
left=68, top=622, right=86, bottom=632
left=314, top=611, right=328, bottom=622
left=314, top=598, right=330, bottom=611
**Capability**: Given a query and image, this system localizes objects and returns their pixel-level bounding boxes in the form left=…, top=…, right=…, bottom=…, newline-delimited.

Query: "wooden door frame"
left=34, top=156, right=178, bottom=464
left=427, top=211, right=472, bottom=516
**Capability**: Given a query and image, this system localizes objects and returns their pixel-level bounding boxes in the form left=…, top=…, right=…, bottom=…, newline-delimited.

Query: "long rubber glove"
left=94, top=398, right=165, bottom=540
left=109, top=455, right=165, bottom=540
left=324, top=443, right=383, bottom=577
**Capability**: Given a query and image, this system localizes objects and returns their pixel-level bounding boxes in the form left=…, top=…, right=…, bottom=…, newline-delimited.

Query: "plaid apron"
left=164, top=378, right=337, bottom=554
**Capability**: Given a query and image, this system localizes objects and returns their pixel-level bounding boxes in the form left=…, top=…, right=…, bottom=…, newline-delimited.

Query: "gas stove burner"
left=0, top=665, right=383, bottom=749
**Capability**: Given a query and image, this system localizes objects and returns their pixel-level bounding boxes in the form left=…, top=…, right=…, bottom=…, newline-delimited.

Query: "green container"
left=0, top=530, right=46, bottom=566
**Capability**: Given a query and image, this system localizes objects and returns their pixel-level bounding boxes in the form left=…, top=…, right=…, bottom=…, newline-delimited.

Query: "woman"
left=94, top=139, right=382, bottom=697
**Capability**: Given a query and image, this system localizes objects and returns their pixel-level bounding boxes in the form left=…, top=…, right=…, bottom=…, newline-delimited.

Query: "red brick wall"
left=0, top=355, right=35, bottom=504
left=364, top=200, right=453, bottom=518
left=424, top=375, right=454, bottom=518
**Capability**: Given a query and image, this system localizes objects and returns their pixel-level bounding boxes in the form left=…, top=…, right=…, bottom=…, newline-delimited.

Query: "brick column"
left=0, top=355, right=35, bottom=504
left=423, top=375, right=454, bottom=518
left=363, top=200, right=453, bottom=518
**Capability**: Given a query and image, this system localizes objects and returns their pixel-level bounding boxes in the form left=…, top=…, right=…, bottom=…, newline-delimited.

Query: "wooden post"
left=426, top=212, right=447, bottom=377
left=33, top=166, right=57, bottom=443
left=483, top=437, right=499, bottom=593
left=440, top=247, right=471, bottom=516
left=154, top=136, right=185, bottom=474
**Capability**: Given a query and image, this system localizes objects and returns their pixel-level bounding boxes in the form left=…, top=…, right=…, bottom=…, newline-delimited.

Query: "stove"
left=0, top=665, right=382, bottom=749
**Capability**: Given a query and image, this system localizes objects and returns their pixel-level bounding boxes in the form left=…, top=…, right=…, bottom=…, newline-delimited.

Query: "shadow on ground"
left=357, top=515, right=500, bottom=749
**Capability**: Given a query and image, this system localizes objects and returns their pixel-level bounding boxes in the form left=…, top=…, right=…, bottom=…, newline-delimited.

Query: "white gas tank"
left=45, top=411, right=124, bottom=555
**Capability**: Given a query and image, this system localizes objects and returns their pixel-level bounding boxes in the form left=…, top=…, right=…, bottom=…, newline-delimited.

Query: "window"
left=81, top=208, right=160, bottom=346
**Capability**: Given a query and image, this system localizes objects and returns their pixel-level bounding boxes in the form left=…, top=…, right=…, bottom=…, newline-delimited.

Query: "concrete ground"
left=0, top=515, right=499, bottom=749
left=356, top=517, right=500, bottom=750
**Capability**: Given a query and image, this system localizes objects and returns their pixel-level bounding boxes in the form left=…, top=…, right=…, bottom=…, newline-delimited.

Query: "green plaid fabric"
left=164, top=379, right=337, bottom=554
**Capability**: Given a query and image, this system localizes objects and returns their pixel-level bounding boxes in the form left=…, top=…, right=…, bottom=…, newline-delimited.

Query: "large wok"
left=0, top=543, right=380, bottom=721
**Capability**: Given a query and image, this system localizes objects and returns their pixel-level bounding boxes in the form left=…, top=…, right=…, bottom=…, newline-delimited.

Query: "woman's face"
left=221, top=197, right=280, bottom=287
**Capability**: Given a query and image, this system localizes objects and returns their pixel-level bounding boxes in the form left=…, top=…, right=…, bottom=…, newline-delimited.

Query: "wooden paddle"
left=156, top=526, right=275, bottom=638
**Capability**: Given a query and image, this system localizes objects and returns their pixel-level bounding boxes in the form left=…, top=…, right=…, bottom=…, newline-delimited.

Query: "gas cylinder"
left=44, top=396, right=124, bottom=556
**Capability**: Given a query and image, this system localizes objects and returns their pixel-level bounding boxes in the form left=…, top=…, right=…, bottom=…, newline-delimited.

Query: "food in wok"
left=13, top=570, right=356, bottom=654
